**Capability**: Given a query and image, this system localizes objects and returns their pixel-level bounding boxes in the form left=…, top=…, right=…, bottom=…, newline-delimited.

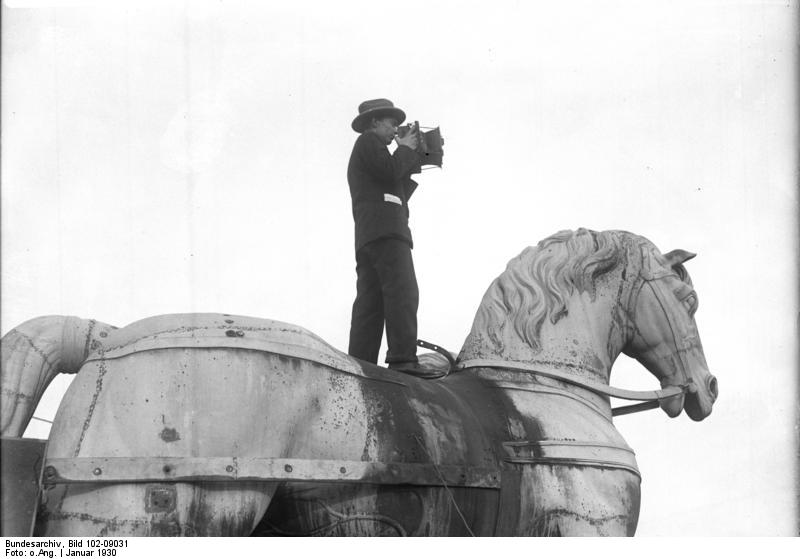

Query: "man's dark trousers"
left=348, top=237, right=418, bottom=364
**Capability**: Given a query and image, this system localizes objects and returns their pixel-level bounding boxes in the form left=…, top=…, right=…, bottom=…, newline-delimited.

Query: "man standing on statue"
left=347, top=98, right=431, bottom=377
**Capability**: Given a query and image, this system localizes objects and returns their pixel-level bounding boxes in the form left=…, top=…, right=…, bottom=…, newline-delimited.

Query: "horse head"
left=623, top=242, right=718, bottom=421
left=459, top=229, right=717, bottom=421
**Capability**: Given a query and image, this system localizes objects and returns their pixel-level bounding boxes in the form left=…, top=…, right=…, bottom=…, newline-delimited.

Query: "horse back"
left=41, top=313, right=639, bottom=536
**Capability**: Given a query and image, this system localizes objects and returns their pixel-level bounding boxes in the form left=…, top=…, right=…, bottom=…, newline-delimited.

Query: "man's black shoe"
left=388, top=361, right=444, bottom=379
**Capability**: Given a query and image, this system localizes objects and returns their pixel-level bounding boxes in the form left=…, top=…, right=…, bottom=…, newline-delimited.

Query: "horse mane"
left=470, top=229, right=646, bottom=352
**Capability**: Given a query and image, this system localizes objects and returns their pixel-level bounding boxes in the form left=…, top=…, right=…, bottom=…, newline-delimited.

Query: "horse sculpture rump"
left=0, top=229, right=718, bottom=536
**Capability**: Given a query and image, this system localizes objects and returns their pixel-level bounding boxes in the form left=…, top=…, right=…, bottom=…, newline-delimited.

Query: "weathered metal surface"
left=82, top=316, right=370, bottom=381
left=35, top=336, right=520, bottom=536
left=43, top=456, right=501, bottom=488
left=0, top=229, right=718, bottom=537
left=253, top=482, right=498, bottom=536
left=1, top=436, right=47, bottom=536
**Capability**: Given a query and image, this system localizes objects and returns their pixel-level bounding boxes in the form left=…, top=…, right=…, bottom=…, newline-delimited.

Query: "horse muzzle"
left=679, top=374, right=718, bottom=421
left=658, top=372, right=718, bottom=420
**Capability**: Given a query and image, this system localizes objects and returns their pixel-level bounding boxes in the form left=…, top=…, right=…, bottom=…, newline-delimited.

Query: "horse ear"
left=663, top=249, right=696, bottom=268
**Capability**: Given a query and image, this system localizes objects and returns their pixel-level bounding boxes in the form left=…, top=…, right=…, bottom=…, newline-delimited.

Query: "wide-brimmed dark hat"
left=351, top=98, right=406, bottom=133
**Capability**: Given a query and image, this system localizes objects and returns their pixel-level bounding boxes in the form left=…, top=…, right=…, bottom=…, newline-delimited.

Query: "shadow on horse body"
left=0, top=229, right=717, bottom=536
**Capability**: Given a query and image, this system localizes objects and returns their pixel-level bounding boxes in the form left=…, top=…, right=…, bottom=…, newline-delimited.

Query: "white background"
left=2, top=0, right=797, bottom=536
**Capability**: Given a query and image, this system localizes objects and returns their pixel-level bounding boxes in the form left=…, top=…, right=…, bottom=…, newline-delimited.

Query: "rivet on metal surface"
left=163, top=465, right=173, bottom=475
left=225, top=330, right=245, bottom=337
left=93, top=468, right=102, bottom=476
left=99, top=331, right=108, bottom=338
left=225, top=465, right=234, bottom=473
left=284, top=464, right=293, bottom=473
left=225, top=319, right=234, bottom=324
left=339, top=467, right=347, bottom=474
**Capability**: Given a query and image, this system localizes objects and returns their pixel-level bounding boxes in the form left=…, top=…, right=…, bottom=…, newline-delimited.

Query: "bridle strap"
left=638, top=279, right=694, bottom=389
left=634, top=243, right=695, bottom=390
left=455, top=358, right=686, bottom=403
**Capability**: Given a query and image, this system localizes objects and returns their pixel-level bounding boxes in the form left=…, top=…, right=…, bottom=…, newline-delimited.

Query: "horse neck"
left=459, top=280, right=629, bottom=415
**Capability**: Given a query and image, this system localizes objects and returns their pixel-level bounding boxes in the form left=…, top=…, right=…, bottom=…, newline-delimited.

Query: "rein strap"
left=456, top=358, right=686, bottom=404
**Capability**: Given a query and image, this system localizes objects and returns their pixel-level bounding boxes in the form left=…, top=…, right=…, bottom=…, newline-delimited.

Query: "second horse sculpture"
left=0, top=228, right=718, bottom=536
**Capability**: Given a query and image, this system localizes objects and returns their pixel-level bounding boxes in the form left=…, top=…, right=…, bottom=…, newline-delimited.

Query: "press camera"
left=398, top=121, right=444, bottom=168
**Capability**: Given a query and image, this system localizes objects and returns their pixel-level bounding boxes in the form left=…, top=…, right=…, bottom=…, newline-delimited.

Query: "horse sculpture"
left=0, top=229, right=718, bottom=536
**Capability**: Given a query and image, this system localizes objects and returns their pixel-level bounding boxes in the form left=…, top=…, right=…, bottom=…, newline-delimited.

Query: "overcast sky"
left=2, top=0, right=797, bottom=536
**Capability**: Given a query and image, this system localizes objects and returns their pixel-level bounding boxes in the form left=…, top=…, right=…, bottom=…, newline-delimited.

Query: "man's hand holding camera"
left=396, top=124, right=420, bottom=151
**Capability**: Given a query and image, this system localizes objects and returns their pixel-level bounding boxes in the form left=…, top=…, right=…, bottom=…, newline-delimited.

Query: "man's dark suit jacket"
left=347, top=131, right=421, bottom=252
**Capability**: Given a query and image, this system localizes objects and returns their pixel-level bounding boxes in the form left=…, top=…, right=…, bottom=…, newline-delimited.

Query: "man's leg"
left=348, top=248, right=384, bottom=363
left=370, top=238, right=419, bottom=364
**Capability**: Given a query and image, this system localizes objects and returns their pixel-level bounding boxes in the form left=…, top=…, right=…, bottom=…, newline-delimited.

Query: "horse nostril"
left=707, top=376, right=719, bottom=401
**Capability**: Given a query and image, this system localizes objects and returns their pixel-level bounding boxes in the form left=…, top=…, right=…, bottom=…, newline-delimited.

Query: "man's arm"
left=359, top=133, right=421, bottom=185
